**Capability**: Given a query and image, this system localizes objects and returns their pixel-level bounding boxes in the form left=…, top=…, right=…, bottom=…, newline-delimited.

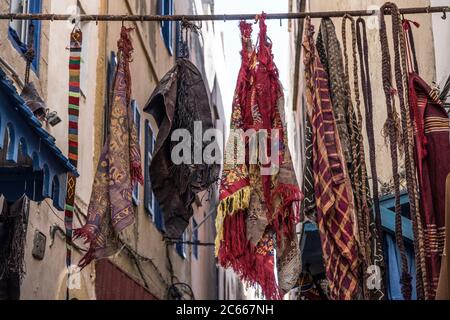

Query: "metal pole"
left=0, top=6, right=448, bottom=22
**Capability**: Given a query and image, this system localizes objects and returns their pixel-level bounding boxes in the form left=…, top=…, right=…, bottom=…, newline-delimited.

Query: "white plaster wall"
left=431, top=0, right=450, bottom=94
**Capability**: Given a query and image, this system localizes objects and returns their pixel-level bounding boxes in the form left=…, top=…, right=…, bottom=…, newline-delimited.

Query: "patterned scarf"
left=303, top=18, right=361, bottom=300
left=409, top=73, right=450, bottom=299
left=315, top=18, right=352, bottom=164
left=301, top=117, right=316, bottom=222
left=216, top=16, right=302, bottom=300
left=74, top=27, right=143, bottom=268
left=64, top=27, right=82, bottom=275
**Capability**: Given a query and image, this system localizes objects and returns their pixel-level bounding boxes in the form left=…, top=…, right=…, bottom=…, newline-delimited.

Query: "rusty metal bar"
left=0, top=6, right=448, bottom=22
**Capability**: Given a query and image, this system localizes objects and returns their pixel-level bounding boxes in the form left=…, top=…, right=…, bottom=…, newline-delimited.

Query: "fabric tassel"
left=215, top=186, right=251, bottom=256
left=218, top=210, right=282, bottom=300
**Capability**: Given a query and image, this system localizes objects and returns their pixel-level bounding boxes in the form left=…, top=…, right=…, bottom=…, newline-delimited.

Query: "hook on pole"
left=442, top=7, right=447, bottom=20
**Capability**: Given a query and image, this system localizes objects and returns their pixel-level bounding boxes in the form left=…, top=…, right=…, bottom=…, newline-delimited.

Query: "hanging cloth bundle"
left=379, top=2, right=425, bottom=300
left=216, top=15, right=302, bottom=300
left=144, top=25, right=220, bottom=239
left=404, top=17, right=450, bottom=299
left=303, top=17, right=361, bottom=300
left=64, top=26, right=82, bottom=281
left=74, top=27, right=143, bottom=268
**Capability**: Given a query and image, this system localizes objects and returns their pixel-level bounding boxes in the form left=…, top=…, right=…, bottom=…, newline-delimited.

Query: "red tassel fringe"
left=270, top=184, right=303, bottom=244
left=218, top=210, right=282, bottom=300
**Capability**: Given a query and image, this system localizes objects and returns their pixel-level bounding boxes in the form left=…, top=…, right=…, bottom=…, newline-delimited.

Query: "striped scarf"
left=409, top=73, right=450, bottom=299
left=64, top=27, right=82, bottom=274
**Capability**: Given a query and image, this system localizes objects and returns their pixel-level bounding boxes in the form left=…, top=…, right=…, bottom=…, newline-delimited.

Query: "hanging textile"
left=401, top=15, right=450, bottom=299
left=300, top=117, right=316, bottom=222
left=409, top=74, right=450, bottom=299
left=64, top=27, right=82, bottom=276
left=303, top=18, right=360, bottom=300
left=436, top=174, right=450, bottom=299
left=316, top=16, right=378, bottom=299
left=379, top=2, right=425, bottom=300
left=315, top=18, right=352, bottom=163
left=74, top=27, right=143, bottom=268
left=216, top=16, right=302, bottom=300
left=144, top=58, right=220, bottom=240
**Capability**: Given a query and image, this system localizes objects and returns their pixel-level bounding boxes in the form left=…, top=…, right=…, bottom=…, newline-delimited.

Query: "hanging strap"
left=64, top=27, right=82, bottom=300
left=356, top=17, right=386, bottom=300
left=402, top=18, right=420, bottom=74
left=379, top=2, right=430, bottom=300
left=342, top=13, right=375, bottom=299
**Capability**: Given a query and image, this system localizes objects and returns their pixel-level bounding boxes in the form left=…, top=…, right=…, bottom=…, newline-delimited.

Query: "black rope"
left=24, top=23, right=35, bottom=84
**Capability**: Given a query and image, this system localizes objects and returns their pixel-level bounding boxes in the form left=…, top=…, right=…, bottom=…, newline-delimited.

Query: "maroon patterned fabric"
left=409, top=73, right=450, bottom=299
left=303, top=19, right=361, bottom=300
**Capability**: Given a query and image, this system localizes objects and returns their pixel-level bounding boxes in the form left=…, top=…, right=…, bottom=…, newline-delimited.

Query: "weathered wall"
left=95, top=0, right=224, bottom=300
left=19, top=0, right=100, bottom=300
left=431, top=0, right=450, bottom=93
left=1, top=0, right=224, bottom=300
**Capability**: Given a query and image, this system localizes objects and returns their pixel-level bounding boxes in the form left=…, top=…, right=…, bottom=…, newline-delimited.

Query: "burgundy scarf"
left=409, top=73, right=450, bottom=299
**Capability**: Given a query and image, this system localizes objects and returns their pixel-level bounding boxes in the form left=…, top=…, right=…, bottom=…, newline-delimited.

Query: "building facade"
left=0, top=0, right=226, bottom=300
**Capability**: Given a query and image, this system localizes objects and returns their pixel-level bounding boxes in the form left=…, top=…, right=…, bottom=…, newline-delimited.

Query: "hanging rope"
left=356, top=17, right=386, bottom=300
left=342, top=13, right=374, bottom=299
left=379, top=2, right=426, bottom=300
left=401, top=16, right=432, bottom=300
left=24, top=23, right=35, bottom=85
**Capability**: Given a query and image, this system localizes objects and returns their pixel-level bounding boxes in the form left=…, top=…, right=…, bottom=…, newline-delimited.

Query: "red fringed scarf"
left=216, top=15, right=302, bottom=300
left=74, top=27, right=143, bottom=268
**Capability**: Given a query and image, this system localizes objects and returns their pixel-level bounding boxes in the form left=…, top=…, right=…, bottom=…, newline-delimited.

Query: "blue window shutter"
left=176, top=232, right=186, bottom=259
left=104, top=51, right=117, bottom=142
left=144, top=119, right=165, bottom=232
left=193, top=219, right=198, bottom=259
left=154, top=201, right=165, bottom=232
left=158, top=0, right=174, bottom=55
left=144, top=120, right=153, bottom=216
left=29, top=0, right=42, bottom=71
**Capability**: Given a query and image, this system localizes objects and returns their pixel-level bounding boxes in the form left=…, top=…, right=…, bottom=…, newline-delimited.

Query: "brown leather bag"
left=144, top=59, right=220, bottom=238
